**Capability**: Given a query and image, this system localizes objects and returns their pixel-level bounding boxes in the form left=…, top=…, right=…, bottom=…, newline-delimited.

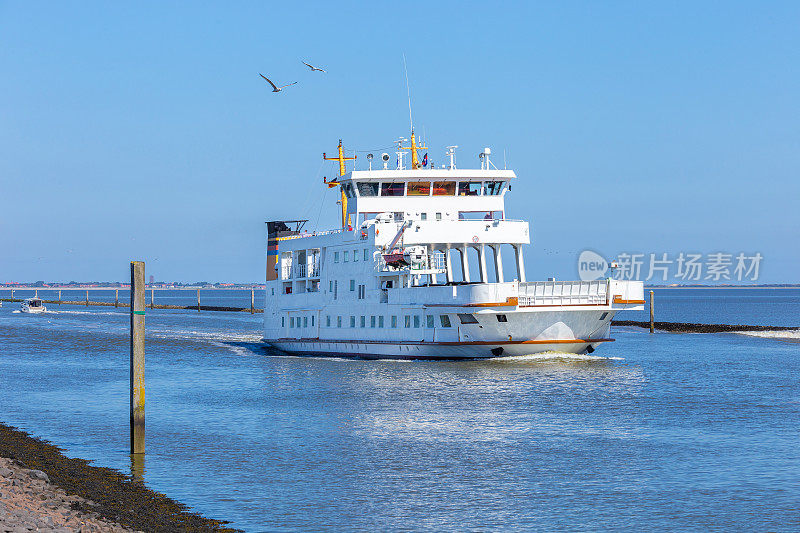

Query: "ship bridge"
left=340, top=169, right=517, bottom=228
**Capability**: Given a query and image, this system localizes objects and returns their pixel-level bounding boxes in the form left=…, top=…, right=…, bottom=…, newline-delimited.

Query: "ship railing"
left=281, top=228, right=343, bottom=241
left=518, top=280, right=608, bottom=307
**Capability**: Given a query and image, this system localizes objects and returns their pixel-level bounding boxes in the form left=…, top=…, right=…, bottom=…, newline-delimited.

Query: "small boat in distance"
left=21, top=298, right=47, bottom=314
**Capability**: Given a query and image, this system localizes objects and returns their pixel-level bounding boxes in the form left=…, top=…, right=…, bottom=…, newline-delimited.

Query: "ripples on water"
left=1, top=290, right=799, bottom=531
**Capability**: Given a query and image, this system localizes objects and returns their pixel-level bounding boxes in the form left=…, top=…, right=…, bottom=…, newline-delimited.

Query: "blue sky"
left=1, top=1, right=798, bottom=283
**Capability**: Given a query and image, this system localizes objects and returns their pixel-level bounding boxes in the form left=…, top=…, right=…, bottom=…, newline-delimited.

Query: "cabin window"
left=312, top=316, right=315, bottom=326
left=426, top=315, right=434, bottom=328
left=326, top=315, right=331, bottom=327
left=356, top=182, right=379, bottom=196
left=329, top=280, right=333, bottom=292
left=353, top=249, right=358, bottom=261
left=379, top=316, right=385, bottom=328
left=458, top=313, right=479, bottom=324
left=281, top=317, right=285, bottom=327
left=484, top=181, right=505, bottom=195
left=435, top=212, right=442, bottom=221
left=334, top=252, right=340, bottom=263
left=404, top=315, right=411, bottom=328
left=350, top=316, right=356, bottom=328
left=407, top=181, right=430, bottom=196
left=303, top=317, right=308, bottom=327
left=381, top=182, right=405, bottom=196
left=432, top=181, right=456, bottom=195
left=391, top=316, right=398, bottom=328
left=271, top=288, right=274, bottom=296
left=364, top=249, right=369, bottom=261
left=496, top=314, right=508, bottom=322
left=350, top=279, right=355, bottom=291
left=600, top=312, right=608, bottom=320
left=360, top=316, right=366, bottom=328
left=413, top=315, right=421, bottom=328
left=337, top=316, right=342, bottom=328
left=440, top=315, right=452, bottom=327
left=344, top=251, right=349, bottom=262
left=290, top=317, right=295, bottom=328
left=370, top=316, right=376, bottom=328
left=334, top=280, right=338, bottom=299
left=420, top=213, right=427, bottom=221
left=458, top=182, right=482, bottom=196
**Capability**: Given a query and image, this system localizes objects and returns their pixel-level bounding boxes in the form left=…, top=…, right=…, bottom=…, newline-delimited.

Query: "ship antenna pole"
left=403, top=53, right=413, bottom=131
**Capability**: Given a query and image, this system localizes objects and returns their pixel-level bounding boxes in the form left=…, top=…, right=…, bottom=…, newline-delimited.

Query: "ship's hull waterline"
left=266, top=338, right=612, bottom=360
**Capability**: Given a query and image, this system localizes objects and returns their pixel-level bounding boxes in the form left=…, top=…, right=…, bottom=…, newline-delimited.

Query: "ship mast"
left=402, top=128, right=427, bottom=170
left=323, top=140, right=356, bottom=228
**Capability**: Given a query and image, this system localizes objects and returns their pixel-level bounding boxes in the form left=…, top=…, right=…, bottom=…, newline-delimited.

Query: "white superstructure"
left=263, top=134, right=644, bottom=359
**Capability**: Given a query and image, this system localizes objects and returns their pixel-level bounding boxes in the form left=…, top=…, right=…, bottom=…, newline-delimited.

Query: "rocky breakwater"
left=0, top=457, right=134, bottom=532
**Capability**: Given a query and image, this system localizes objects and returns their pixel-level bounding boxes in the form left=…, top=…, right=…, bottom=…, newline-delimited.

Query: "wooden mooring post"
left=58, top=290, right=61, bottom=305
left=115, top=289, right=119, bottom=308
left=197, top=288, right=200, bottom=312
left=85, top=290, right=89, bottom=307
left=150, top=288, right=154, bottom=309
left=130, top=261, right=145, bottom=455
left=649, top=290, right=655, bottom=334
left=250, top=289, right=255, bottom=314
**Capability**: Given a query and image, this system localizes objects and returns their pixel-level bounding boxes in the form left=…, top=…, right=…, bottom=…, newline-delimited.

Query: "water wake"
left=491, top=351, right=624, bottom=363
left=735, top=330, right=800, bottom=341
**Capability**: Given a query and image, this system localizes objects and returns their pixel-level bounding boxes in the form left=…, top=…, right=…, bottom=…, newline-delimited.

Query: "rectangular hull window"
left=458, top=313, right=479, bottom=324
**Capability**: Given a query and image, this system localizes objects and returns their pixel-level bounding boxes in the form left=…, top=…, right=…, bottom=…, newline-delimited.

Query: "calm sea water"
left=1, top=288, right=798, bottom=531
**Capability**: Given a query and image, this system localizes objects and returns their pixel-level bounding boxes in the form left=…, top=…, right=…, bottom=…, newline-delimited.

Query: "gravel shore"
left=0, top=457, right=135, bottom=532
left=0, top=423, right=239, bottom=533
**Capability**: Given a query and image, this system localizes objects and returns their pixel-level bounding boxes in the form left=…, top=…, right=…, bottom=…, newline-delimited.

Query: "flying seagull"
left=302, top=61, right=326, bottom=73
left=259, top=73, right=298, bottom=92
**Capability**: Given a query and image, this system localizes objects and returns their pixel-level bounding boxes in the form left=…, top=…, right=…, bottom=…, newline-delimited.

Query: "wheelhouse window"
left=484, top=181, right=505, bottom=195
left=356, top=182, right=379, bottom=196
left=381, top=182, right=405, bottom=196
left=407, top=181, right=430, bottom=196
left=342, top=182, right=355, bottom=198
left=440, top=315, right=452, bottom=327
left=458, top=182, right=482, bottom=196
left=432, top=181, right=456, bottom=195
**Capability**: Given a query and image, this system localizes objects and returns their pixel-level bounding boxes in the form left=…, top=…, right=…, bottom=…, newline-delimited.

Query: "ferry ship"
left=263, top=132, right=644, bottom=359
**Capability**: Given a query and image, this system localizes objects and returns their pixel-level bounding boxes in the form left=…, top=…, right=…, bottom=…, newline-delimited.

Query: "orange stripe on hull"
left=272, top=337, right=613, bottom=346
